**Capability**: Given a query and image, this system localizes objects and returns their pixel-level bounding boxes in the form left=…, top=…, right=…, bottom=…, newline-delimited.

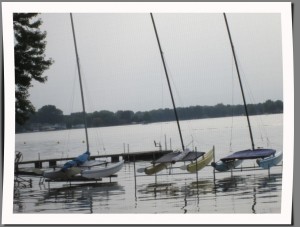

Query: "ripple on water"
left=14, top=163, right=282, bottom=214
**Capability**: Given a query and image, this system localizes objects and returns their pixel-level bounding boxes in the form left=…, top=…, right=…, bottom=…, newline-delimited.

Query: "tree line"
left=16, top=99, right=283, bottom=133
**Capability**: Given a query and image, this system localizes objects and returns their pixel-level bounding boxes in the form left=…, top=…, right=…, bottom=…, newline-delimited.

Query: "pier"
left=16, top=150, right=173, bottom=169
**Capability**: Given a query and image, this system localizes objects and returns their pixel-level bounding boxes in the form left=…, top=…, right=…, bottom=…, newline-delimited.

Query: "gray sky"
left=29, top=13, right=283, bottom=115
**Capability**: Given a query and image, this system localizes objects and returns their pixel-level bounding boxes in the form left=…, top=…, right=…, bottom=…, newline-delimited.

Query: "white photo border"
left=2, top=2, right=294, bottom=225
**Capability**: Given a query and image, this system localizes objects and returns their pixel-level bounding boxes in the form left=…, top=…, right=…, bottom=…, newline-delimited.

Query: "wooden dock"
left=16, top=150, right=173, bottom=169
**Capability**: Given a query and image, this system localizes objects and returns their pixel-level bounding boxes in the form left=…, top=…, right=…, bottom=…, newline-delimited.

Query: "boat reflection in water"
left=42, top=182, right=124, bottom=213
left=14, top=162, right=282, bottom=214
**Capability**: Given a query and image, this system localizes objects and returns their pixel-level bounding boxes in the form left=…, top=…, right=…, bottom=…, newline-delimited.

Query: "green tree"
left=116, top=110, right=134, bottom=124
left=143, top=112, right=152, bottom=122
left=274, top=100, right=283, bottom=112
left=263, top=99, right=275, bottom=113
left=69, top=112, right=85, bottom=126
left=37, top=105, right=64, bottom=124
left=14, top=13, right=53, bottom=125
left=132, top=111, right=144, bottom=123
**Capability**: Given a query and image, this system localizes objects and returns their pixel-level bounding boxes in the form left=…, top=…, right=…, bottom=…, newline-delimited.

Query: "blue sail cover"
left=220, top=148, right=276, bottom=162
left=61, top=151, right=90, bottom=172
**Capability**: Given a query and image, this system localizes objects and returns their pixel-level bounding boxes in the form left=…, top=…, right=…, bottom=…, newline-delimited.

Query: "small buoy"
left=57, top=141, right=60, bottom=144
left=24, top=142, right=26, bottom=144
left=82, top=140, right=85, bottom=143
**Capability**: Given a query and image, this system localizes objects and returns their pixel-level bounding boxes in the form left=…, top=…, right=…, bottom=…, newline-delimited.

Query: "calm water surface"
left=14, top=114, right=283, bottom=213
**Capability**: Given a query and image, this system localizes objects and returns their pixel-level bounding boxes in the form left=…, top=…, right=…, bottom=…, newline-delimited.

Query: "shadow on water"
left=211, top=173, right=282, bottom=213
left=174, top=172, right=281, bottom=213
left=14, top=180, right=125, bottom=213
left=138, top=183, right=180, bottom=198
left=44, top=182, right=124, bottom=213
left=14, top=164, right=282, bottom=214
left=213, top=173, right=282, bottom=192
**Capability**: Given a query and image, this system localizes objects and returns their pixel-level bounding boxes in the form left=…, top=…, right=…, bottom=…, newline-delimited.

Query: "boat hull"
left=144, top=163, right=170, bottom=175
left=257, top=151, right=283, bottom=169
left=186, top=148, right=214, bottom=173
left=43, top=167, right=81, bottom=180
left=211, top=159, right=243, bottom=172
left=81, top=160, right=124, bottom=179
left=43, top=160, right=122, bottom=180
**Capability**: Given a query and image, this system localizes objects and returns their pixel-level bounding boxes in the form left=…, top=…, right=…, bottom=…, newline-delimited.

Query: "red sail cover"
left=220, top=148, right=276, bottom=162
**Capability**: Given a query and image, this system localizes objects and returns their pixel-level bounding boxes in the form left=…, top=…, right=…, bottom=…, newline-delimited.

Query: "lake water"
left=14, top=114, right=283, bottom=214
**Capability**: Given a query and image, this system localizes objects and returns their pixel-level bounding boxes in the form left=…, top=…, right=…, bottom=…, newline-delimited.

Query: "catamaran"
left=211, top=13, right=283, bottom=172
left=140, top=13, right=213, bottom=175
left=43, top=13, right=124, bottom=181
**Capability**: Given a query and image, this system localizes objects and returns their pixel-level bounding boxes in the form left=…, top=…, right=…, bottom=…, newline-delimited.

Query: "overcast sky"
left=29, top=13, right=283, bottom=115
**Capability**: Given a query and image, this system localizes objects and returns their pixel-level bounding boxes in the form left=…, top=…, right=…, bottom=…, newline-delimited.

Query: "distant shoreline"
left=16, top=110, right=283, bottom=134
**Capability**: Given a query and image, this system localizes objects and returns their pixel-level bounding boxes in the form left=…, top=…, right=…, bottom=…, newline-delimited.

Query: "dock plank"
left=17, top=150, right=173, bottom=166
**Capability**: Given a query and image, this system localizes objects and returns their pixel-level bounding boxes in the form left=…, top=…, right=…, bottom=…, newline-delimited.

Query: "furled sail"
left=61, top=150, right=90, bottom=172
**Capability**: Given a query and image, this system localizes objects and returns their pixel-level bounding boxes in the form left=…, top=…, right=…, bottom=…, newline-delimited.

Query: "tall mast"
left=150, top=13, right=185, bottom=151
left=223, top=13, right=255, bottom=150
left=70, top=13, right=90, bottom=152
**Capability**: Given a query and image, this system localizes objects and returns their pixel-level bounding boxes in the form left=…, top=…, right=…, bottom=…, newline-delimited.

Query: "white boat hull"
left=43, top=167, right=81, bottom=180
left=256, top=151, right=283, bottom=169
left=81, top=160, right=124, bottom=179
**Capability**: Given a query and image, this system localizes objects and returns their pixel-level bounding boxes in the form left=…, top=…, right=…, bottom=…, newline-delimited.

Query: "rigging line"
left=68, top=65, right=78, bottom=126
left=159, top=60, right=165, bottom=144
left=230, top=34, right=272, bottom=148
left=235, top=57, right=257, bottom=107
left=80, top=66, right=106, bottom=153
left=223, top=12, right=255, bottom=150
left=164, top=47, right=197, bottom=149
left=70, top=13, right=90, bottom=152
left=150, top=13, right=185, bottom=151
left=166, top=56, right=203, bottom=150
left=63, top=64, right=78, bottom=156
left=239, top=64, right=266, bottom=143
left=166, top=65, right=185, bottom=113
left=236, top=57, right=270, bottom=145
left=229, top=54, right=235, bottom=152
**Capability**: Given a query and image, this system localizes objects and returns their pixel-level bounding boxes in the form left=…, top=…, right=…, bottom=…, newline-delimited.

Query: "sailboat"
left=211, top=13, right=283, bottom=172
left=43, top=13, right=124, bottom=181
left=139, top=13, right=213, bottom=175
